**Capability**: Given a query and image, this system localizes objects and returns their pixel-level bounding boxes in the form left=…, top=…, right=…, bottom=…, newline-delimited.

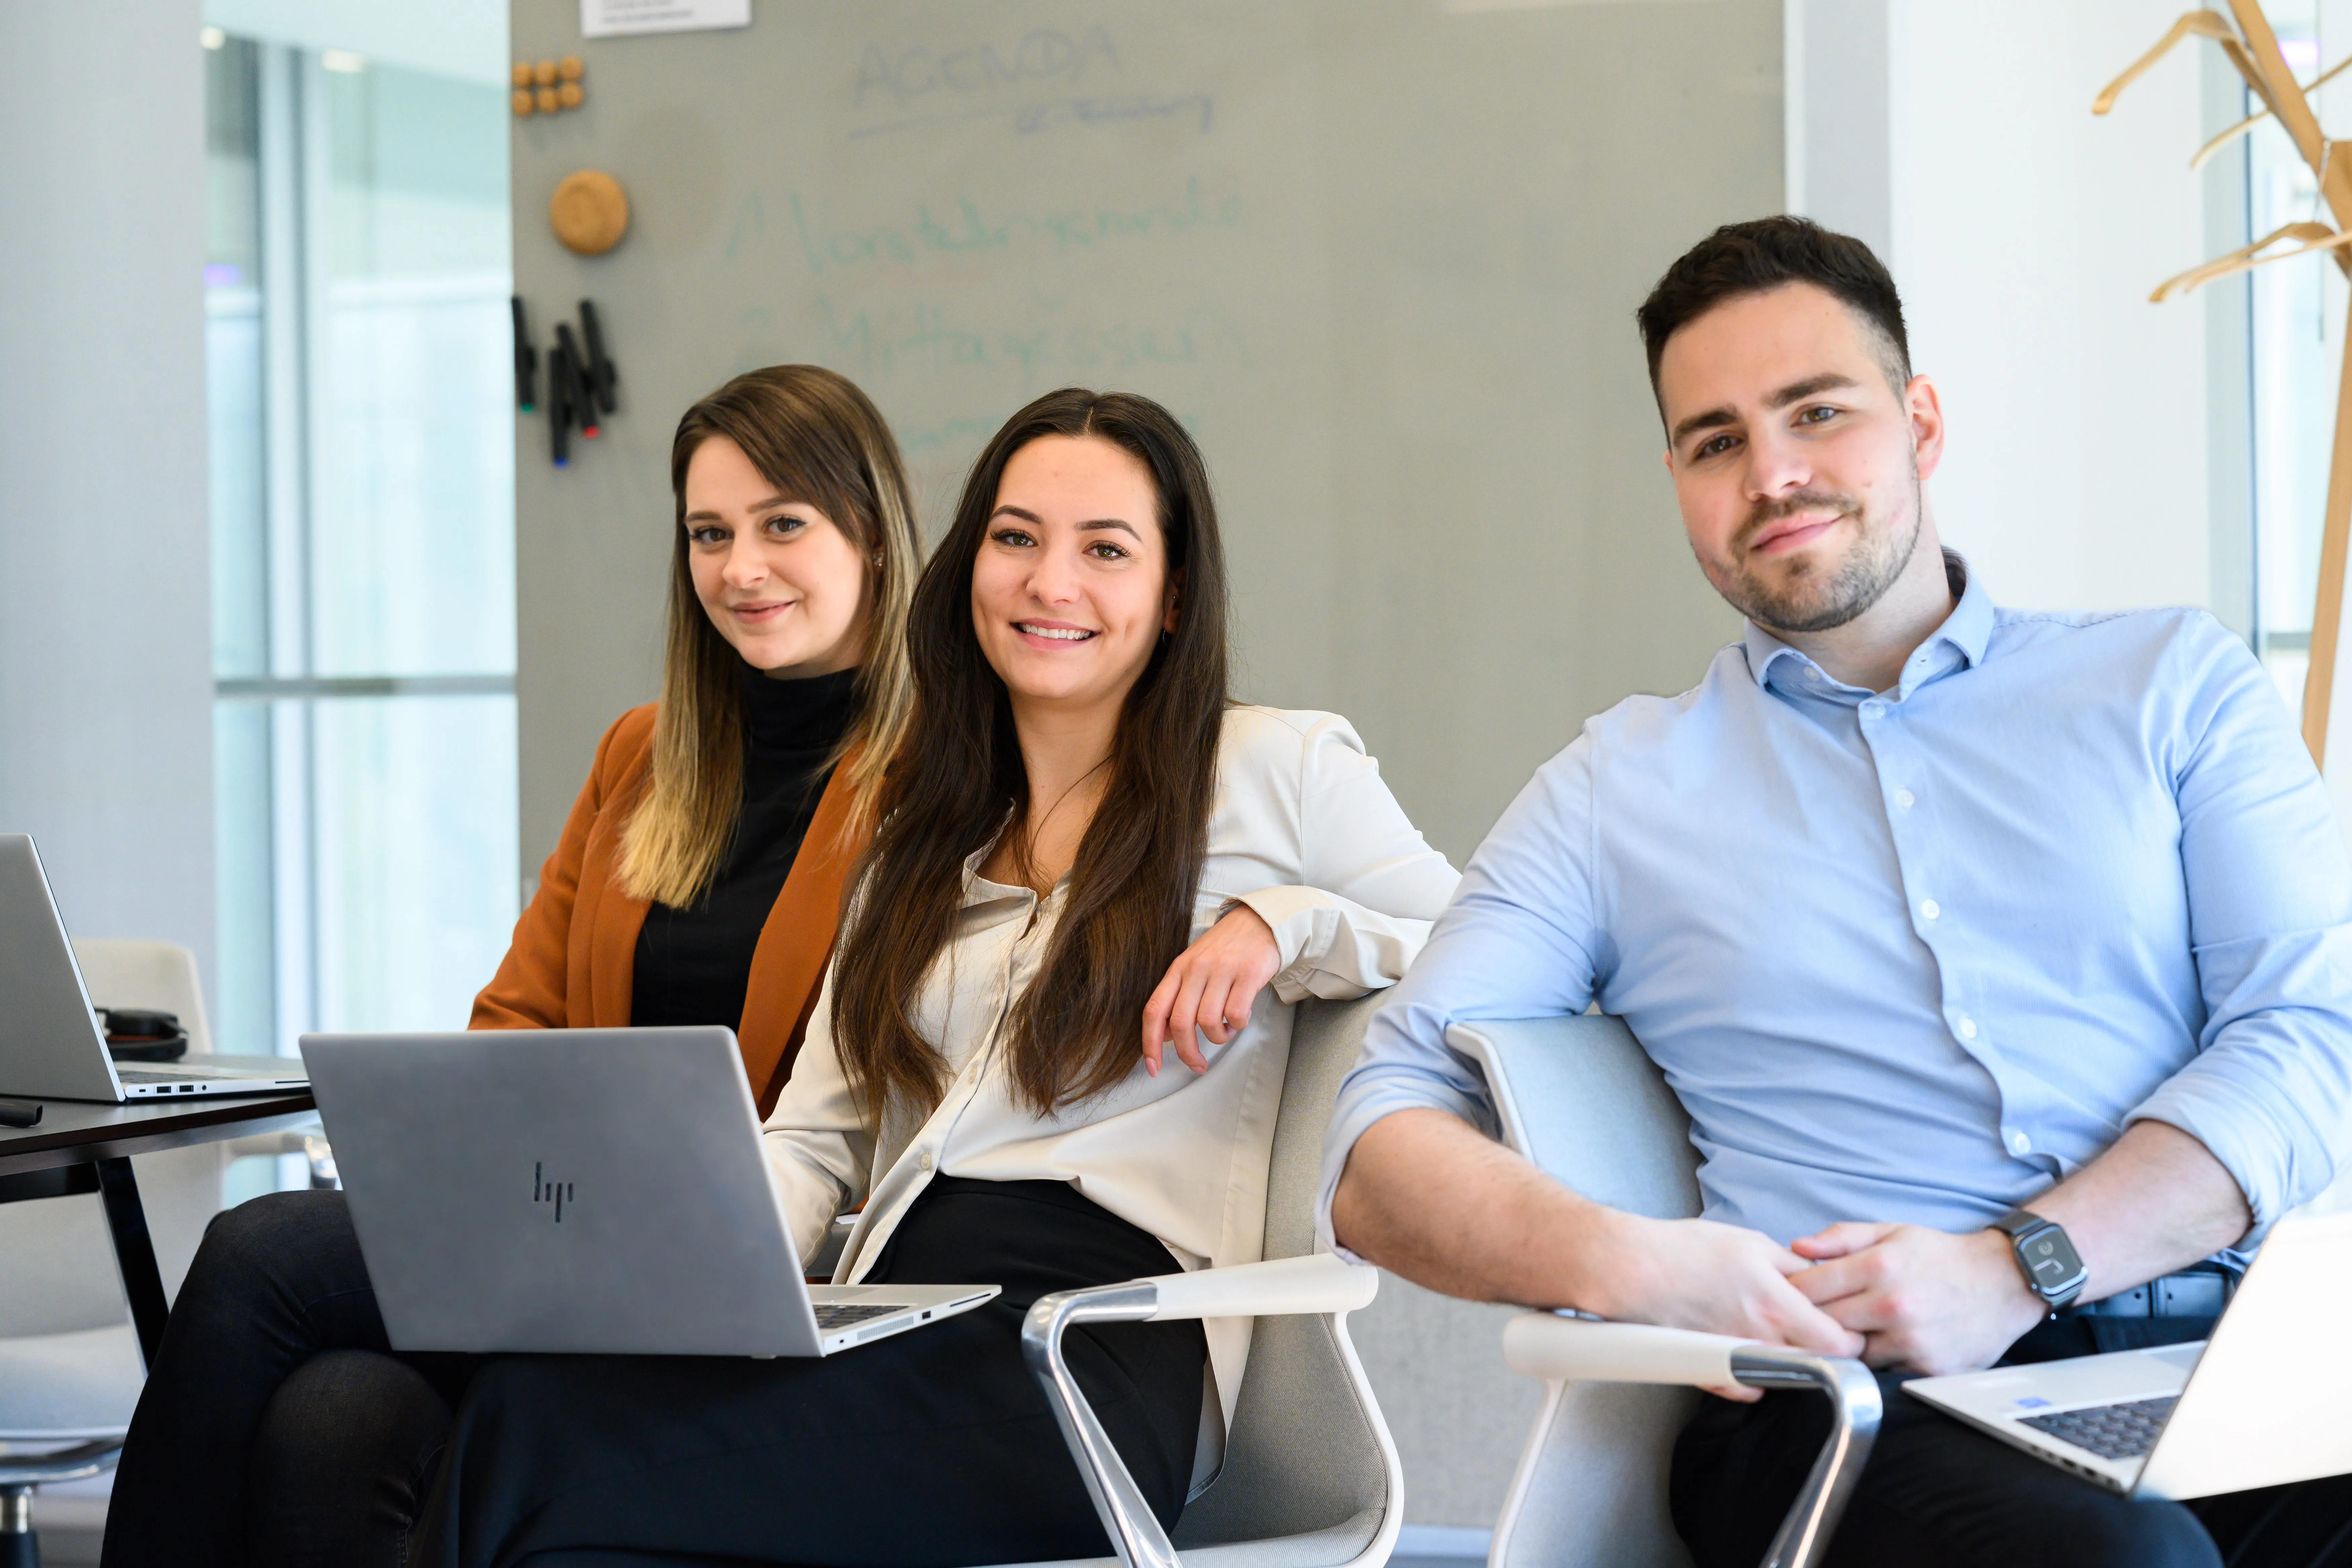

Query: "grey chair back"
left=1163, top=990, right=1397, bottom=1567
left=1447, top=1015, right=1702, bottom=1568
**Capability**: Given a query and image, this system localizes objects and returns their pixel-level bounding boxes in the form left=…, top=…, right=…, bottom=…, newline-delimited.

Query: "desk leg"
left=95, top=1157, right=169, bottom=1369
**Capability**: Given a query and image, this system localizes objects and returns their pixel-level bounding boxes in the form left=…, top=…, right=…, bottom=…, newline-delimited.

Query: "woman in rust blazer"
left=471, top=364, right=921, bottom=1114
left=102, top=364, right=926, bottom=1568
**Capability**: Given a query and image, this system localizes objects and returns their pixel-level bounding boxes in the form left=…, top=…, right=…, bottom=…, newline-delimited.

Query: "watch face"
left=2021, top=1228, right=2086, bottom=1295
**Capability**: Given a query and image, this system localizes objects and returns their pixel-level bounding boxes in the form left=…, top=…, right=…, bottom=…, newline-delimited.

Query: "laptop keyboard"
left=812, top=1303, right=900, bottom=1331
left=2019, top=1396, right=2178, bottom=1460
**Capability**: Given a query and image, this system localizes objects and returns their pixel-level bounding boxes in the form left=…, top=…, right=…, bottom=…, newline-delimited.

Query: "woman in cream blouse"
left=407, top=389, right=1457, bottom=1568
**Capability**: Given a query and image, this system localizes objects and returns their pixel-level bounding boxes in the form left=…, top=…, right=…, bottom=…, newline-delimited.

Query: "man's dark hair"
left=1635, top=216, right=1911, bottom=411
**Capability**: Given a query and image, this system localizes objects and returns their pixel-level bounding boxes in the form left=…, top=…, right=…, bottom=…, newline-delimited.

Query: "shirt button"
left=1957, top=1016, right=1979, bottom=1040
left=917, top=1150, right=934, bottom=1172
left=1920, top=899, right=1941, bottom=921
left=2008, top=1130, right=2032, bottom=1156
left=1861, top=700, right=1886, bottom=719
left=1895, top=789, right=1916, bottom=809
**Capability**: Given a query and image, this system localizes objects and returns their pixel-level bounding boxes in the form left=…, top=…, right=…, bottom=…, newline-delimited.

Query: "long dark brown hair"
left=616, top=366, right=921, bottom=906
left=828, top=389, right=1231, bottom=1118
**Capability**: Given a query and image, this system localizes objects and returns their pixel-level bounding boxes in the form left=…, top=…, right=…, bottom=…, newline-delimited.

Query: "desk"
left=0, top=1093, right=317, bottom=1366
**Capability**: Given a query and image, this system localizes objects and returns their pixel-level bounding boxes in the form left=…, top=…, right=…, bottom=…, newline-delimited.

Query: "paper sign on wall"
left=581, top=0, right=750, bottom=39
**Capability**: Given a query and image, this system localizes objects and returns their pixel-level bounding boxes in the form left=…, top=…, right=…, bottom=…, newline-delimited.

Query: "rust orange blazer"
left=470, top=704, right=866, bottom=1117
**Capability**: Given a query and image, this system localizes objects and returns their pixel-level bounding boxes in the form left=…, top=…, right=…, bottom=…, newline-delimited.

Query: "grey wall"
left=0, top=0, right=215, bottom=982
left=508, top=0, right=1778, bottom=1525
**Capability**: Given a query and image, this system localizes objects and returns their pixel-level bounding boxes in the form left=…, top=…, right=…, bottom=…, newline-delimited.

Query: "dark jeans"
left=100, top=1187, right=475, bottom=1568
left=1671, top=1315, right=2352, bottom=1567
left=102, top=1180, right=1205, bottom=1568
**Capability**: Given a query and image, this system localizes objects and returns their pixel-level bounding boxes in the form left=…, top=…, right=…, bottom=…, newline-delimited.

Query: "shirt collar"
left=959, top=839, right=1067, bottom=908
left=1741, top=549, right=1992, bottom=697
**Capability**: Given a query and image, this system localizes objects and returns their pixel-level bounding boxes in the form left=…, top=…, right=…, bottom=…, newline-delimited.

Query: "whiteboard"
left=511, top=0, right=1774, bottom=866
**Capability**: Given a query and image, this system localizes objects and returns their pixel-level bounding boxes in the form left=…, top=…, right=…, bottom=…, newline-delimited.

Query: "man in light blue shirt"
left=1321, top=217, right=2352, bottom=1567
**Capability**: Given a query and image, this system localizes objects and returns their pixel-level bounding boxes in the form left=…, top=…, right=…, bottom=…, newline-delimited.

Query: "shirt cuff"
left=1228, top=886, right=1330, bottom=983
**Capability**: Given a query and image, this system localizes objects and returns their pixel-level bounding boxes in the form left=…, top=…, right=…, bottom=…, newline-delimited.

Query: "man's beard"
left=1700, top=472, right=1924, bottom=636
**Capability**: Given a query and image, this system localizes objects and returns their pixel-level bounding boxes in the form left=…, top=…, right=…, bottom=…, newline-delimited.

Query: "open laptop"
left=0, top=834, right=308, bottom=1101
left=300, top=1026, right=997, bottom=1357
left=1906, top=1207, right=2352, bottom=1499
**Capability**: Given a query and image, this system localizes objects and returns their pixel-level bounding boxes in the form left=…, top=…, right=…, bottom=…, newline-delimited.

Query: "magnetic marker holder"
left=515, top=297, right=620, bottom=467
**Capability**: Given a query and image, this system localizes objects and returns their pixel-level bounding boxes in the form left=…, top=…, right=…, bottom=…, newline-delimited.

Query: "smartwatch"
left=1991, top=1207, right=2088, bottom=1311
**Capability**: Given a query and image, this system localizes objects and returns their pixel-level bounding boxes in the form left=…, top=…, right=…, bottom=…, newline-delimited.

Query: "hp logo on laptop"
left=533, top=1162, right=575, bottom=1222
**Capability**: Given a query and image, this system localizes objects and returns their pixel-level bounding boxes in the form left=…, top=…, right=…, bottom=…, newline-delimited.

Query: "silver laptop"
left=1906, top=1207, right=2352, bottom=1499
left=300, top=1026, right=997, bottom=1357
left=0, top=834, right=308, bottom=1101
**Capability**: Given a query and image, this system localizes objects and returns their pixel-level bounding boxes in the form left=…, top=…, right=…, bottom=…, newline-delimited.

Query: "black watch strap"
left=1993, top=1206, right=2088, bottom=1311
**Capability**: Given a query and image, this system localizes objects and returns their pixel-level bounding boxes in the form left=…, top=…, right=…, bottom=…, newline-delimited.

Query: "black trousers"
left=1671, top=1315, right=2352, bottom=1567
left=102, top=1179, right=1205, bottom=1568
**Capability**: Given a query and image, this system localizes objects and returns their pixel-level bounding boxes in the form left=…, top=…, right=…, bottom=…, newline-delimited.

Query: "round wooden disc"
left=557, top=81, right=584, bottom=109
left=511, top=87, right=535, bottom=117
left=558, top=55, right=584, bottom=82
left=510, top=61, right=532, bottom=88
left=550, top=169, right=629, bottom=256
left=533, top=58, right=558, bottom=86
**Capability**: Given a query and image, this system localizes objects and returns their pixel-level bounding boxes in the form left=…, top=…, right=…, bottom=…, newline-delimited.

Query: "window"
left=204, top=29, right=517, bottom=1068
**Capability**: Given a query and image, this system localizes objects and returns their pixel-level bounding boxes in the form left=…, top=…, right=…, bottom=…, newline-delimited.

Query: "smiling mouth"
left=1749, top=515, right=1843, bottom=556
left=731, top=601, right=796, bottom=621
left=1016, top=622, right=1097, bottom=642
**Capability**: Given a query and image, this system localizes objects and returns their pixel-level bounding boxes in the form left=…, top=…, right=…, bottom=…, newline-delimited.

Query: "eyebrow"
left=990, top=504, right=1141, bottom=540
left=1668, top=372, right=1864, bottom=449
left=681, top=494, right=793, bottom=524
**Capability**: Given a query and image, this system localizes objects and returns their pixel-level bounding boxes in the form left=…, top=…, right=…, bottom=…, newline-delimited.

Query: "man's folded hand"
left=1786, top=1220, right=2046, bottom=1375
left=1589, top=1213, right=1868, bottom=1399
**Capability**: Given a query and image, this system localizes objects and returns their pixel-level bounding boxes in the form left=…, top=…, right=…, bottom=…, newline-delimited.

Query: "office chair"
left=1448, top=1015, right=1879, bottom=1568
left=1012, top=989, right=1401, bottom=1568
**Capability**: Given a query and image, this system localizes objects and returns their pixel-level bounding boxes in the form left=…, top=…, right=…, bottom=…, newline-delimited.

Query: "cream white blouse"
left=761, top=705, right=1459, bottom=1432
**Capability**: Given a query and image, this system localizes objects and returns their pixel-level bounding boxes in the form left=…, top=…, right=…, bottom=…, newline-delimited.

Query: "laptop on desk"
left=300, top=1026, right=997, bottom=1357
left=1906, top=1207, right=2352, bottom=1499
left=0, top=834, right=308, bottom=1101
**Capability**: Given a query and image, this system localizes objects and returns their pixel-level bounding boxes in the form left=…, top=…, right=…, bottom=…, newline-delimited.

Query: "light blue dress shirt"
left=1320, top=555, right=2352, bottom=1256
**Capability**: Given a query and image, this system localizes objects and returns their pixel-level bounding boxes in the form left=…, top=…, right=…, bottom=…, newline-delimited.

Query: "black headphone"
left=99, top=1007, right=190, bottom=1063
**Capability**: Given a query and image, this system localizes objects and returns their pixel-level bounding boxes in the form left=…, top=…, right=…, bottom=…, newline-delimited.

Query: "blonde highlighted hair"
left=617, top=366, right=920, bottom=908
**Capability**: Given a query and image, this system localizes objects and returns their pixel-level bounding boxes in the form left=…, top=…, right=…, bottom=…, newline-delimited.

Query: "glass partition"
left=204, top=18, right=516, bottom=1064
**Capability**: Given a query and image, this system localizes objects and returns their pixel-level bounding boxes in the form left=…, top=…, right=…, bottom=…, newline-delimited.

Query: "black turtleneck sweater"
left=629, top=665, right=859, bottom=1032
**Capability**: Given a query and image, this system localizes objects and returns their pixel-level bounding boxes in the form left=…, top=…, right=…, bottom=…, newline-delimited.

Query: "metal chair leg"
left=1021, top=1281, right=1174, bottom=1568
left=2, top=1484, right=39, bottom=1568
left=1729, top=1347, right=1883, bottom=1568
left=0, top=1437, right=125, bottom=1568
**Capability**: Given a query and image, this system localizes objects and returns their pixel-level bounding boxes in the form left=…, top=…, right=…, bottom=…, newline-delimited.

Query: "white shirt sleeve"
left=1230, top=713, right=1461, bottom=1001
left=760, top=964, right=876, bottom=1268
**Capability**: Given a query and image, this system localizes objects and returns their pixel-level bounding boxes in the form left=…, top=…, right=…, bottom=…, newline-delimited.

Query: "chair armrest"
left=1499, top=1312, right=1881, bottom=1568
left=1135, top=1251, right=1379, bottom=1321
left=220, top=1119, right=323, bottom=1160
left=804, top=1214, right=856, bottom=1279
left=222, top=1128, right=336, bottom=1189
left=1502, top=1313, right=1753, bottom=1386
left=1020, top=1253, right=1377, bottom=1568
